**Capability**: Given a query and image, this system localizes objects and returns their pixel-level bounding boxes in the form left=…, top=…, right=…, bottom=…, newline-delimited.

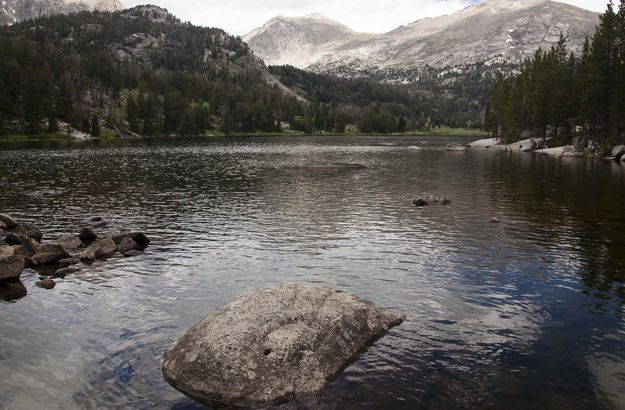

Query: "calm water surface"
left=1, top=136, right=624, bottom=409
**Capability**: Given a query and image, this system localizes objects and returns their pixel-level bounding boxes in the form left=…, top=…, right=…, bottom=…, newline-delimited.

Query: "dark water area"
left=1, top=135, right=624, bottom=409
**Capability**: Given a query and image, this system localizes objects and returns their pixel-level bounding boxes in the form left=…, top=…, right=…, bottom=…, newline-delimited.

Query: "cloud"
left=123, top=0, right=607, bottom=36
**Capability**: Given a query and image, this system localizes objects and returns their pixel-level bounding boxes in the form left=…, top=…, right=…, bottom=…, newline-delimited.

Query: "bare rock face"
left=162, top=284, right=404, bottom=408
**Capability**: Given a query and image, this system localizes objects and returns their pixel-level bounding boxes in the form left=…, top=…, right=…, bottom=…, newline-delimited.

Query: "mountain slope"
left=244, top=0, right=599, bottom=79
left=0, top=0, right=123, bottom=26
left=0, top=5, right=306, bottom=136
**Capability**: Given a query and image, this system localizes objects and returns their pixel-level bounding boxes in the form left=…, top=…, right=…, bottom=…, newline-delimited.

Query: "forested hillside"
left=0, top=5, right=491, bottom=138
left=0, top=5, right=305, bottom=137
left=485, top=1, right=625, bottom=146
left=269, top=65, right=487, bottom=133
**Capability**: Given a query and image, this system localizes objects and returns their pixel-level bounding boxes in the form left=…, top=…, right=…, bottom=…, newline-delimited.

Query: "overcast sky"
left=125, top=0, right=606, bottom=36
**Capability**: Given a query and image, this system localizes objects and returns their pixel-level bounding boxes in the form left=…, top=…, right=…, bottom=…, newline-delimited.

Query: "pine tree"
left=90, top=115, right=100, bottom=137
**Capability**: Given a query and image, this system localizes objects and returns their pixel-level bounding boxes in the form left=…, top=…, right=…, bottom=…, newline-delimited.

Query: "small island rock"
left=162, top=284, right=404, bottom=408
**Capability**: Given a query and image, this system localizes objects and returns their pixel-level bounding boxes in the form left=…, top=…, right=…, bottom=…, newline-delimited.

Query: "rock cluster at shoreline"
left=0, top=214, right=150, bottom=302
left=467, top=137, right=625, bottom=162
left=162, top=284, right=404, bottom=408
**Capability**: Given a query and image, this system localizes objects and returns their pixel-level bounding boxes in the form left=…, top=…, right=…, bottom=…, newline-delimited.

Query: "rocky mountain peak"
left=0, top=0, right=124, bottom=26
left=244, top=0, right=599, bottom=81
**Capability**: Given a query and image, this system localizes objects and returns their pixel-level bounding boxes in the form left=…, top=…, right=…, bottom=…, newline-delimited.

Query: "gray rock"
left=0, top=247, right=25, bottom=282
left=78, top=228, right=98, bottom=246
left=10, top=224, right=42, bottom=242
left=123, top=249, right=143, bottom=257
left=8, top=235, right=40, bottom=258
left=0, top=214, right=17, bottom=229
left=30, top=244, right=71, bottom=266
left=162, top=284, right=404, bottom=408
left=414, top=198, right=429, bottom=207
left=36, top=278, right=56, bottom=290
left=116, top=238, right=139, bottom=254
left=611, top=144, right=625, bottom=160
left=80, top=238, right=117, bottom=262
left=112, top=231, right=150, bottom=250
left=54, top=266, right=80, bottom=279
left=56, top=234, right=83, bottom=253
left=490, top=217, right=502, bottom=224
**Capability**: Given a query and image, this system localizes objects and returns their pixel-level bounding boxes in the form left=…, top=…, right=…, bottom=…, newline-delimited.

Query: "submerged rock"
left=414, top=194, right=451, bottom=207
left=0, top=280, right=27, bottom=302
left=36, top=278, right=56, bottom=290
left=162, top=284, right=404, bottom=408
left=444, top=143, right=467, bottom=152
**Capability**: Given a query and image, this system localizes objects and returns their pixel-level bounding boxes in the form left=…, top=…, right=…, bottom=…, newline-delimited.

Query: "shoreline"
left=0, top=128, right=487, bottom=143
left=467, top=137, right=625, bottom=163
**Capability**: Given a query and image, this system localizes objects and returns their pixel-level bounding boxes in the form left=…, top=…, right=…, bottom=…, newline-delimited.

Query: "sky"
left=124, top=0, right=607, bottom=36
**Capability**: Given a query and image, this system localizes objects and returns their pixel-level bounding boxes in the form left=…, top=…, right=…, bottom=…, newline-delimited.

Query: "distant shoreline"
left=0, top=128, right=487, bottom=143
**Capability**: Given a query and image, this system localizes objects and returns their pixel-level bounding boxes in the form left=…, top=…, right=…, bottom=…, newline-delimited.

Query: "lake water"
left=1, top=136, right=624, bottom=409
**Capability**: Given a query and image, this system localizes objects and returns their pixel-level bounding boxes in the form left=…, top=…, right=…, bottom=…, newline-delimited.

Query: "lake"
left=1, top=135, right=624, bottom=409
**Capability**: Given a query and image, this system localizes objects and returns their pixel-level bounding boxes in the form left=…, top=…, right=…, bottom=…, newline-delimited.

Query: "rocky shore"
left=0, top=214, right=150, bottom=302
left=467, top=137, right=625, bottom=162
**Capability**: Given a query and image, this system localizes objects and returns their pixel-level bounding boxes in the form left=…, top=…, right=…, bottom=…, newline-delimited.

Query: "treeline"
left=485, top=1, right=625, bottom=145
left=0, top=7, right=304, bottom=136
left=269, top=65, right=482, bottom=134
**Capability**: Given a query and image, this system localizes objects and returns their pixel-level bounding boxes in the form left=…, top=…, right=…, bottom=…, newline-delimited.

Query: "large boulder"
left=0, top=246, right=25, bottom=282
left=162, top=284, right=404, bottom=408
left=612, top=145, right=625, bottom=160
left=0, top=214, right=17, bottom=229
left=30, top=244, right=71, bottom=266
left=80, top=238, right=117, bottom=262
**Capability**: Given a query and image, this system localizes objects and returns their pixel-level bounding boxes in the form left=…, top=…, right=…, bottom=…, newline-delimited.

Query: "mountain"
left=0, top=0, right=123, bottom=26
left=243, top=0, right=599, bottom=80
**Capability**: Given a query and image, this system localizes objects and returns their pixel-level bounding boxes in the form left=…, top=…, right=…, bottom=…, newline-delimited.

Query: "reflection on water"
left=1, top=136, right=624, bottom=409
